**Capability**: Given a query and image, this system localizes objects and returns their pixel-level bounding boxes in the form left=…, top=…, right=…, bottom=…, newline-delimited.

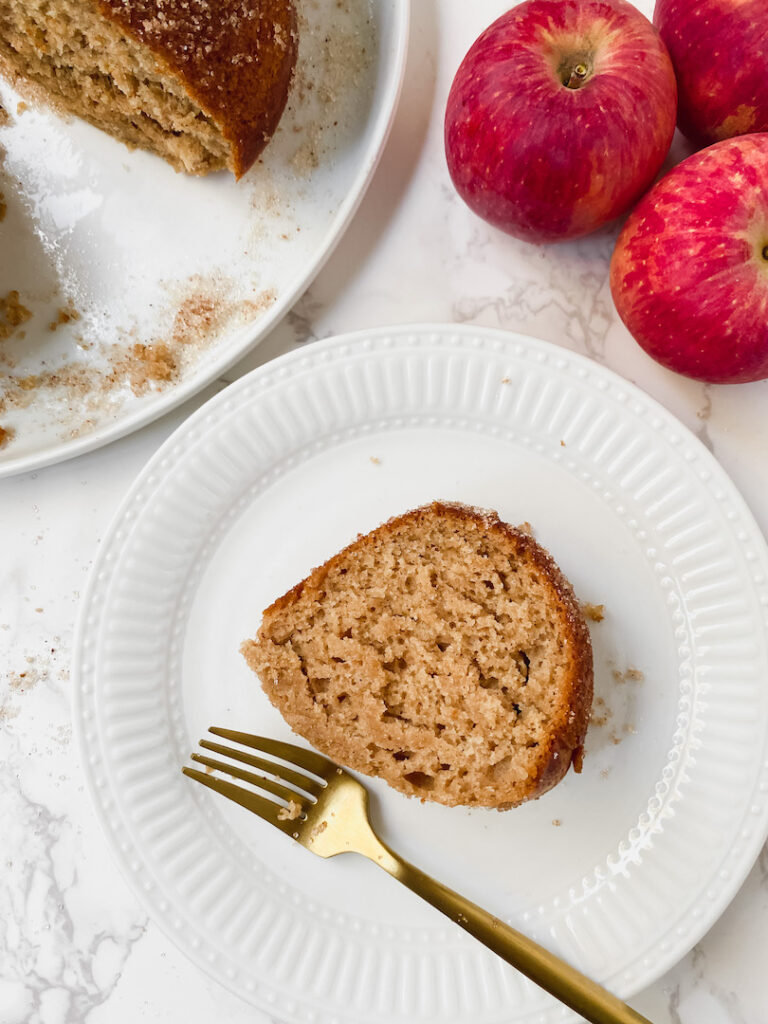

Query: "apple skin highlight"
left=444, top=0, right=677, bottom=243
left=610, top=134, right=768, bottom=385
left=655, top=0, right=768, bottom=146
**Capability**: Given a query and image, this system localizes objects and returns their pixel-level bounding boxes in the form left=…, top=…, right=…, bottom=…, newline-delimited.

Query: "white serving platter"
left=0, top=0, right=408, bottom=477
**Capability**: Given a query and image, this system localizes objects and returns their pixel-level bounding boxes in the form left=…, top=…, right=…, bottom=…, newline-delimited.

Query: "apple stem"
left=564, top=62, right=589, bottom=89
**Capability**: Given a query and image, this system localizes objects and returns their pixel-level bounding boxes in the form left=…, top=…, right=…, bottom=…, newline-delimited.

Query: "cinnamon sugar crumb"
left=0, top=424, right=14, bottom=448
left=48, top=302, right=81, bottom=331
left=0, top=103, right=9, bottom=126
left=0, top=291, right=32, bottom=341
left=277, top=799, right=302, bottom=821
left=290, top=139, right=319, bottom=174
left=16, top=101, right=27, bottom=115
left=369, top=456, right=381, bottom=465
left=0, top=283, right=277, bottom=429
left=612, top=666, right=644, bottom=684
left=590, top=696, right=610, bottom=727
left=171, top=294, right=220, bottom=344
left=309, top=819, right=327, bottom=842
left=123, top=343, right=177, bottom=393
left=581, top=603, right=604, bottom=623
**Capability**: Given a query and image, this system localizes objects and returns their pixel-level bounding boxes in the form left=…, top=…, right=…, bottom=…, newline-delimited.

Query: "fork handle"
left=372, top=846, right=651, bottom=1024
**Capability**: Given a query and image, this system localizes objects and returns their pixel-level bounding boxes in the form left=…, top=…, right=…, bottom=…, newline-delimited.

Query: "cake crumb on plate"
left=0, top=290, right=32, bottom=341
left=48, top=302, right=80, bottom=332
left=581, top=602, right=604, bottom=622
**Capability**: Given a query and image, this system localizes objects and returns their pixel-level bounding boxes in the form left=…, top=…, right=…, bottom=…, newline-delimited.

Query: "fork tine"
left=182, top=767, right=298, bottom=835
left=209, top=728, right=333, bottom=779
left=199, top=739, right=324, bottom=797
left=190, top=753, right=312, bottom=806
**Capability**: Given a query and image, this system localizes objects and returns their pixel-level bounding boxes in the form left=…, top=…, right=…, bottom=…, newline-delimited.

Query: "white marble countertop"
left=2, top=2, right=767, bottom=1022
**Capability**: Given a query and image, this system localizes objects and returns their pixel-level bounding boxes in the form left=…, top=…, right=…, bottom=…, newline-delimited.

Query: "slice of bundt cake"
left=242, top=502, right=594, bottom=809
left=0, top=0, right=297, bottom=176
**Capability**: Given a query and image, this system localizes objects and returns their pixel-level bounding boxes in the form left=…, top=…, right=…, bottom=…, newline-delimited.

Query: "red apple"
left=610, top=134, right=768, bottom=384
left=655, top=0, right=768, bottom=146
left=444, top=0, right=677, bottom=243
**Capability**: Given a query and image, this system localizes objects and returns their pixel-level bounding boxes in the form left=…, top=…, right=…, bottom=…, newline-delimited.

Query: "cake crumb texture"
left=242, top=502, right=594, bottom=809
left=0, top=0, right=297, bottom=176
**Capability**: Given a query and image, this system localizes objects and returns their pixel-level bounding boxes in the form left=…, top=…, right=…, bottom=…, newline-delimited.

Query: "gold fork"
left=183, top=728, right=652, bottom=1024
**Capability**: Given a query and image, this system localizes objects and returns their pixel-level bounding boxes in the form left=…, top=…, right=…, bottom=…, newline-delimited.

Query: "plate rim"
left=0, top=0, right=411, bottom=481
left=73, top=322, right=768, bottom=1020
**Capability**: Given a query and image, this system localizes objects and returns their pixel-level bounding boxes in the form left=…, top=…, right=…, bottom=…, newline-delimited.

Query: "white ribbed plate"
left=74, top=325, right=768, bottom=1023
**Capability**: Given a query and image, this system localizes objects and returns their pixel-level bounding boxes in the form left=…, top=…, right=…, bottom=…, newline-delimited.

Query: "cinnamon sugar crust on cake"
left=0, top=0, right=297, bottom=176
left=242, top=502, right=594, bottom=809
